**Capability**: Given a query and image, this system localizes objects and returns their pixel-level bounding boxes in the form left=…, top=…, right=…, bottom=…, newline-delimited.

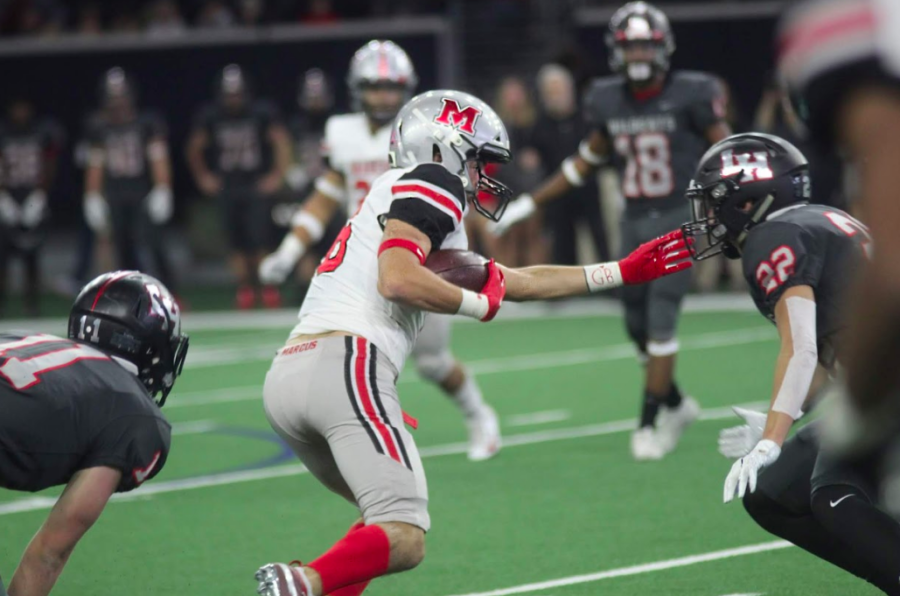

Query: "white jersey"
left=322, top=112, right=392, bottom=213
left=293, top=163, right=469, bottom=371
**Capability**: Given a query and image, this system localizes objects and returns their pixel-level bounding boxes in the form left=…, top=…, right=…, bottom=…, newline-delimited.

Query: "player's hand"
left=146, top=185, right=173, bottom=224
left=259, top=234, right=304, bottom=285
left=487, top=194, right=535, bottom=237
left=479, top=259, right=506, bottom=322
left=718, top=407, right=767, bottom=459
left=197, top=172, right=222, bottom=196
left=20, top=189, right=47, bottom=229
left=618, top=229, right=693, bottom=285
left=723, top=439, right=781, bottom=503
left=83, top=192, right=109, bottom=232
left=286, top=165, right=309, bottom=191
left=257, top=172, right=283, bottom=195
left=0, top=190, right=21, bottom=227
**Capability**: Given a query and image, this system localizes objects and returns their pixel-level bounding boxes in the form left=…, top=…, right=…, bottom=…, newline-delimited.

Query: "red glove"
left=619, top=229, right=693, bottom=285
left=479, top=259, right=506, bottom=322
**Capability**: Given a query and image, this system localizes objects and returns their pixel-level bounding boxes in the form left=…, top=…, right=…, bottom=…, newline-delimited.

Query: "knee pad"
left=413, top=350, right=455, bottom=384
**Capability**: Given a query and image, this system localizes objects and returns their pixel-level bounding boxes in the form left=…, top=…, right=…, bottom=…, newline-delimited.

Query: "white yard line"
left=171, top=326, right=775, bottom=405
left=0, top=402, right=764, bottom=517
left=506, top=410, right=571, bottom=427
left=443, top=542, right=789, bottom=596
left=170, top=420, right=218, bottom=435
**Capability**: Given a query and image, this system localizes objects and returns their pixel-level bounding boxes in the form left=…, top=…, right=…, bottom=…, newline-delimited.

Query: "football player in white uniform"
left=255, top=89, right=693, bottom=596
left=260, top=40, right=502, bottom=461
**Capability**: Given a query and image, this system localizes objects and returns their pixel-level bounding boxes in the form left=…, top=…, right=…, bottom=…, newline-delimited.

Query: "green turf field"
left=0, top=307, right=881, bottom=596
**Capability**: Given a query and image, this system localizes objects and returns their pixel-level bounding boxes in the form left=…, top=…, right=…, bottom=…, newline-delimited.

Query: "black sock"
left=666, top=382, right=683, bottom=408
left=743, top=489, right=888, bottom=593
left=811, top=485, right=900, bottom=595
left=639, top=391, right=662, bottom=428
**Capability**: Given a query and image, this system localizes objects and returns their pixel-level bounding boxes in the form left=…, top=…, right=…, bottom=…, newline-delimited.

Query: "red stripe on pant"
left=355, top=338, right=402, bottom=464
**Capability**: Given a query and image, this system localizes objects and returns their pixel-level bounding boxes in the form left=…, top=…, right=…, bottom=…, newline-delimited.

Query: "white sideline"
left=170, top=325, right=775, bottom=404
left=0, top=402, right=764, bottom=517
left=443, top=542, right=789, bottom=596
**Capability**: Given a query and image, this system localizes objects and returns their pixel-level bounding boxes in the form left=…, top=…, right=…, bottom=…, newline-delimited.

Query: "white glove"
left=723, top=439, right=781, bottom=503
left=146, top=185, right=173, bottom=224
left=286, top=164, right=309, bottom=191
left=20, top=189, right=47, bottom=229
left=84, top=192, right=109, bottom=232
left=259, top=233, right=305, bottom=285
left=0, top=191, right=20, bottom=226
left=718, top=407, right=767, bottom=459
left=487, top=193, right=535, bottom=236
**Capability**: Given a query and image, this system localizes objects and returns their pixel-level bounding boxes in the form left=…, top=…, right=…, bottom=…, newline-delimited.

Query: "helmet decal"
left=434, top=98, right=482, bottom=136
left=720, top=150, right=774, bottom=182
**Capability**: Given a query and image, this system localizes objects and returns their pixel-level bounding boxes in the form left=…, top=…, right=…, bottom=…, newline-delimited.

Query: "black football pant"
left=109, top=195, right=175, bottom=291
left=743, top=423, right=900, bottom=595
left=0, top=231, right=40, bottom=317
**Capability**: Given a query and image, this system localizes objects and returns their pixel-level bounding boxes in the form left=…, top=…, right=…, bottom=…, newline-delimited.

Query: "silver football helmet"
left=389, top=90, right=513, bottom=221
left=347, top=40, right=418, bottom=125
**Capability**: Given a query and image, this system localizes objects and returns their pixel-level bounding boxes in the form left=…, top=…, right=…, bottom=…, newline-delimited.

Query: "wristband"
left=277, top=232, right=305, bottom=263
left=578, top=140, right=606, bottom=166
left=562, top=157, right=585, bottom=187
left=583, top=261, right=623, bottom=292
left=315, top=175, right=345, bottom=201
left=291, top=210, right=325, bottom=243
left=456, top=289, right=490, bottom=320
left=378, top=238, right=426, bottom=265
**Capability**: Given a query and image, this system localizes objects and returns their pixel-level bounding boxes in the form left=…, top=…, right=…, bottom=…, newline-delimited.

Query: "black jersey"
left=86, top=111, right=167, bottom=198
left=582, top=71, right=725, bottom=215
left=779, top=0, right=900, bottom=148
left=0, top=118, right=62, bottom=195
left=192, top=100, right=282, bottom=190
left=741, top=204, right=869, bottom=368
left=0, top=332, right=171, bottom=493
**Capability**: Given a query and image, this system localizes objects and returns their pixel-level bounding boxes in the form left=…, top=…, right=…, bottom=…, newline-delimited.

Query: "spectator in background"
left=468, top=76, right=544, bottom=266
left=196, top=0, right=235, bottom=28
left=186, top=64, right=291, bottom=309
left=145, top=0, right=186, bottom=37
left=530, top=64, right=609, bottom=265
left=0, top=98, right=62, bottom=318
left=75, top=2, right=102, bottom=35
left=300, top=0, right=340, bottom=25
left=83, top=68, right=177, bottom=293
left=237, top=0, right=266, bottom=26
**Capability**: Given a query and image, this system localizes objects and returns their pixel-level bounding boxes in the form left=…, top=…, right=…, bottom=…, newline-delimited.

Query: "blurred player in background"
left=186, top=64, right=291, bottom=310
left=779, top=0, right=900, bottom=493
left=83, top=68, right=177, bottom=292
left=683, top=133, right=900, bottom=595
left=0, top=271, right=187, bottom=596
left=491, top=1, right=732, bottom=460
left=0, top=98, right=62, bottom=318
left=255, top=89, right=692, bottom=596
left=260, top=40, right=501, bottom=462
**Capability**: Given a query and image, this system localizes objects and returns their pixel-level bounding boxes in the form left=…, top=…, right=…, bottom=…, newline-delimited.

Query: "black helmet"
left=606, top=2, right=675, bottom=83
left=681, top=133, right=811, bottom=260
left=101, top=67, right=137, bottom=108
left=68, top=271, right=189, bottom=406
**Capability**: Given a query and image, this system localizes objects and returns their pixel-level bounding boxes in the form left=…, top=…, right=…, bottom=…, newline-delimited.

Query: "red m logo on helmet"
left=434, top=98, right=481, bottom=135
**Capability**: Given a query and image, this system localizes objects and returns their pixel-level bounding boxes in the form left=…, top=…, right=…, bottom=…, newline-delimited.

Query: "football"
left=425, top=249, right=490, bottom=292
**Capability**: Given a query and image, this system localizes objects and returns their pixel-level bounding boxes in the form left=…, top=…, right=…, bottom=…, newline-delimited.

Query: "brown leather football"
left=424, top=249, right=489, bottom=292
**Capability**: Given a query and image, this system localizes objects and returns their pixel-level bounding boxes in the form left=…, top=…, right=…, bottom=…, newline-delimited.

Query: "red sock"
left=309, top=524, right=390, bottom=595
left=324, top=523, right=370, bottom=596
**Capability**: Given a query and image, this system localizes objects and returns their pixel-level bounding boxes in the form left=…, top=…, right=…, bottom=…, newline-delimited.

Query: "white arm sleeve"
left=772, top=296, right=818, bottom=419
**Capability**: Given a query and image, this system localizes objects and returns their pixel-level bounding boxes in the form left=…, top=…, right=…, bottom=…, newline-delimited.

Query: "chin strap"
left=736, top=194, right=775, bottom=247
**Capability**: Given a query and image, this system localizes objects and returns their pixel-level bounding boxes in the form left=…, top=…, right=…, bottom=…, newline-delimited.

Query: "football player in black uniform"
left=0, top=98, right=63, bottom=317
left=779, top=0, right=900, bottom=492
left=0, top=271, right=187, bottom=596
left=682, top=133, right=900, bottom=595
left=83, top=68, right=176, bottom=292
left=492, top=1, right=732, bottom=460
left=186, top=64, right=292, bottom=310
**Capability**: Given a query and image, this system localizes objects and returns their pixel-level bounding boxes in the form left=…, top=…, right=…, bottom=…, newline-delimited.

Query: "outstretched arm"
left=9, top=466, right=121, bottom=596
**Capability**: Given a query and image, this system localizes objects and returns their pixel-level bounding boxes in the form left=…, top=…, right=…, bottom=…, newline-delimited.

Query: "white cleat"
left=467, top=405, right=501, bottom=462
left=631, top=427, right=666, bottom=461
left=655, top=396, right=701, bottom=455
left=255, top=563, right=312, bottom=596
